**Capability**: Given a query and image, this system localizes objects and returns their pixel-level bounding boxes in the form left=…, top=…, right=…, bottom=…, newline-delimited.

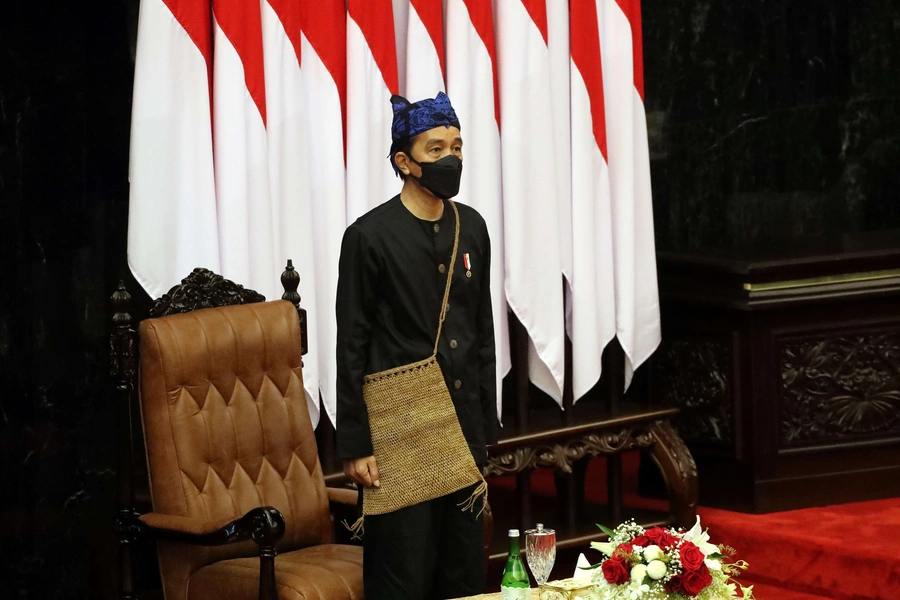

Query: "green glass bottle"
left=501, top=529, right=531, bottom=599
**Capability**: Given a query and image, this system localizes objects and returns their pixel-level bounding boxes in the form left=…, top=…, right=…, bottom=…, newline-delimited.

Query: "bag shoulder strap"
left=432, top=200, right=460, bottom=357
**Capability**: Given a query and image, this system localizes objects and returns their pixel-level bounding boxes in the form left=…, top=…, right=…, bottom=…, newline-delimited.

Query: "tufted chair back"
left=138, top=300, right=331, bottom=600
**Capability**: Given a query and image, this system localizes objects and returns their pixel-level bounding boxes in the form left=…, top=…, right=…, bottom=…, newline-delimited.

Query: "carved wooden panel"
left=780, top=333, right=900, bottom=446
left=648, top=420, right=699, bottom=527
left=484, top=420, right=699, bottom=528
left=485, top=428, right=655, bottom=476
left=149, top=268, right=265, bottom=318
left=653, top=338, right=733, bottom=445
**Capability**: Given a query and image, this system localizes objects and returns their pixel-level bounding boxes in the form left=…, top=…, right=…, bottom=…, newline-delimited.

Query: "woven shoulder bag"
left=361, top=200, right=487, bottom=517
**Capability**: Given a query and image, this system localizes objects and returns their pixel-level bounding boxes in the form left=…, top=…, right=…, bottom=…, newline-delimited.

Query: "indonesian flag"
left=261, top=0, right=320, bottom=425
left=496, top=0, right=566, bottom=404
left=568, top=0, right=616, bottom=401
left=346, top=0, right=400, bottom=222
left=445, top=0, right=510, bottom=419
left=547, top=1, right=573, bottom=293
left=300, top=0, right=347, bottom=426
left=600, top=0, right=661, bottom=388
left=404, top=0, right=445, bottom=99
left=212, top=0, right=280, bottom=300
left=128, top=0, right=219, bottom=299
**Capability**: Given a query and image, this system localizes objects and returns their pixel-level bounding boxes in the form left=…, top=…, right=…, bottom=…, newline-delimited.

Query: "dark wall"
left=1, top=1, right=140, bottom=597
left=644, top=0, right=900, bottom=251
left=1, top=1, right=899, bottom=598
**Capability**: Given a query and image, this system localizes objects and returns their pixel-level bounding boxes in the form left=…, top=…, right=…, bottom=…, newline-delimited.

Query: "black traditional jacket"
left=335, top=195, right=498, bottom=466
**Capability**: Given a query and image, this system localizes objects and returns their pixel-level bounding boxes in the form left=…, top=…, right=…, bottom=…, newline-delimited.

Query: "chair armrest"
left=327, top=486, right=359, bottom=507
left=118, top=506, right=286, bottom=548
left=140, top=512, right=237, bottom=535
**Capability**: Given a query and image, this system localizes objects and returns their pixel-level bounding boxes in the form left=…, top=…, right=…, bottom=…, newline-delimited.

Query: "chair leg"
left=115, top=509, right=143, bottom=600
left=250, top=507, right=285, bottom=600
left=258, top=546, right=278, bottom=600
left=119, top=539, right=135, bottom=600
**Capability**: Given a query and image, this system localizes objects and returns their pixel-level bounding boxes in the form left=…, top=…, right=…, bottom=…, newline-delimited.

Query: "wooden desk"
left=652, top=229, right=900, bottom=511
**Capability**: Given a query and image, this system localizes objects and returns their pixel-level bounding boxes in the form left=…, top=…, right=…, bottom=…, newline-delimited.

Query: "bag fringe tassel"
left=345, top=481, right=487, bottom=541
left=343, top=516, right=365, bottom=541
left=457, top=481, right=488, bottom=517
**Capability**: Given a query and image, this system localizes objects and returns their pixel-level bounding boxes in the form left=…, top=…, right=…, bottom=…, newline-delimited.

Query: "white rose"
left=646, top=560, right=667, bottom=580
left=630, top=564, right=648, bottom=583
left=642, top=545, right=664, bottom=562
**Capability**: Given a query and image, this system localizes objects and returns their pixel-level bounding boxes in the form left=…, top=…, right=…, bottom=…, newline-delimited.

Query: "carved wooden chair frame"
left=109, top=261, right=334, bottom=600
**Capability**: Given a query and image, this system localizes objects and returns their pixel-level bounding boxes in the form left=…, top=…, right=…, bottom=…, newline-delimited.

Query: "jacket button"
left=438, top=264, right=446, bottom=274
left=433, top=223, right=440, bottom=233
left=454, top=380, right=462, bottom=390
left=450, top=339, right=458, bottom=349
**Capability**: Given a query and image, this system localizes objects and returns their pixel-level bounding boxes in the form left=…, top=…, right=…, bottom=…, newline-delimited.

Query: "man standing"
left=336, top=92, right=498, bottom=600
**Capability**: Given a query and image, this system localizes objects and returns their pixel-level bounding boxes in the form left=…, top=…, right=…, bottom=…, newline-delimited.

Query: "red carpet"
left=696, top=501, right=900, bottom=600
left=488, top=452, right=900, bottom=599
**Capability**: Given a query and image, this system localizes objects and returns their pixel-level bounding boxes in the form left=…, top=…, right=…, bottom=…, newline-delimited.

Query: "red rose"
left=664, top=574, right=684, bottom=594
left=644, top=526, right=679, bottom=550
left=630, top=535, right=650, bottom=547
left=615, top=543, right=634, bottom=557
left=601, top=555, right=631, bottom=585
left=680, top=564, right=713, bottom=597
left=680, top=542, right=706, bottom=572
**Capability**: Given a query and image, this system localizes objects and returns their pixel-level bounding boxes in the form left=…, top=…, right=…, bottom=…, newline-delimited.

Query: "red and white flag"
left=212, top=0, right=279, bottom=299
left=261, top=0, right=321, bottom=425
left=346, top=0, right=400, bottom=222
left=568, top=0, right=616, bottom=401
left=129, top=0, right=661, bottom=417
left=600, top=0, right=661, bottom=387
left=445, top=0, right=510, bottom=418
left=300, top=0, right=348, bottom=426
left=128, top=0, right=219, bottom=298
left=547, top=1, right=573, bottom=295
left=496, top=0, right=566, bottom=405
left=405, top=0, right=445, bottom=99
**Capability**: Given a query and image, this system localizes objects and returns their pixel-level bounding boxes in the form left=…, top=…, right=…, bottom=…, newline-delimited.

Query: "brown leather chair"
left=111, top=267, right=362, bottom=600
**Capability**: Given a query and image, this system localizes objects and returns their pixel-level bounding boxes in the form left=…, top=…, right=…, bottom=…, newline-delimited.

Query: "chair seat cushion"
left=188, top=544, right=363, bottom=600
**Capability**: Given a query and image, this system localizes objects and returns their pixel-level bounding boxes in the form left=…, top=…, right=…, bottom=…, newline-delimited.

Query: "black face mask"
left=410, top=154, right=463, bottom=200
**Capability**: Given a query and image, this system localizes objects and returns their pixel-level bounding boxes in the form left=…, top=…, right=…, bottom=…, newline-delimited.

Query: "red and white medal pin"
left=463, top=253, right=472, bottom=278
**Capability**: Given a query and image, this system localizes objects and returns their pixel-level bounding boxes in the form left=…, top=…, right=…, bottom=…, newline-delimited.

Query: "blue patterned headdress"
left=389, top=92, right=461, bottom=174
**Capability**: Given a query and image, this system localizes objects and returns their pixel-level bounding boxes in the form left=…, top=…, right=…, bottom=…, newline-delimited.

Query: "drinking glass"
left=525, top=523, right=557, bottom=586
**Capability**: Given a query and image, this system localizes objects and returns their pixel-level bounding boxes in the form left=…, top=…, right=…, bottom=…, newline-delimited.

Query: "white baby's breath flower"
left=646, top=560, right=667, bottom=580
left=642, top=545, right=664, bottom=562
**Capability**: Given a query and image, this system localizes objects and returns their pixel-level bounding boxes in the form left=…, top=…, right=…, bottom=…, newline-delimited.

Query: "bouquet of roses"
left=585, top=518, right=754, bottom=600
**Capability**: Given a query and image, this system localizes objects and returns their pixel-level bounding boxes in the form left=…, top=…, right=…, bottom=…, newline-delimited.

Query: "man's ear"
left=394, top=152, right=412, bottom=177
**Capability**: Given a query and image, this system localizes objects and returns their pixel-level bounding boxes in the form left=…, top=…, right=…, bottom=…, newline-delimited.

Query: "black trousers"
left=362, top=483, right=486, bottom=600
